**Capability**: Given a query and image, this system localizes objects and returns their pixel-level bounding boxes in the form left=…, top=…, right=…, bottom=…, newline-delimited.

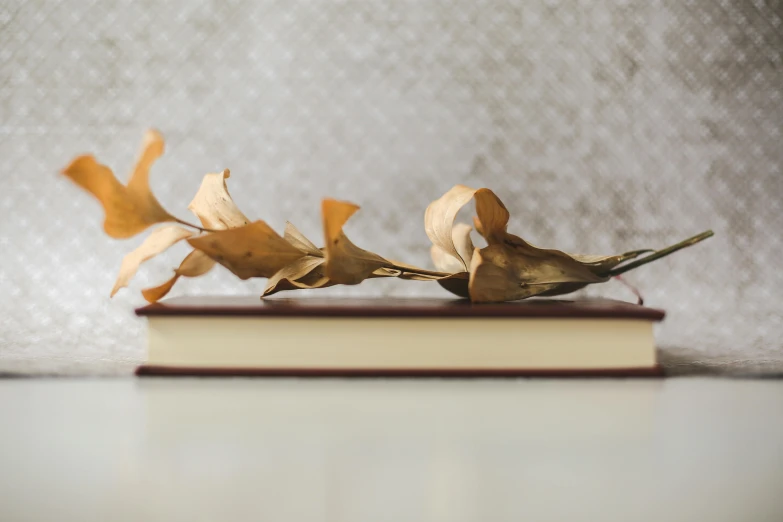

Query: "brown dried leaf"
left=61, top=130, right=175, bottom=238
left=110, top=225, right=194, bottom=297
left=499, top=234, right=608, bottom=282
left=263, top=256, right=332, bottom=296
left=469, top=188, right=607, bottom=302
left=468, top=246, right=566, bottom=303
left=141, top=277, right=177, bottom=304
left=436, top=272, right=472, bottom=298
left=472, top=188, right=510, bottom=244
left=535, top=282, right=592, bottom=298
left=425, top=185, right=606, bottom=302
left=188, top=169, right=250, bottom=229
left=468, top=242, right=607, bottom=303
left=137, top=172, right=253, bottom=302
left=519, top=231, right=719, bottom=301
left=322, top=199, right=389, bottom=285
left=424, top=185, right=478, bottom=271
left=472, top=187, right=642, bottom=270
left=284, top=222, right=322, bottom=256
left=141, top=249, right=216, bottom=303
left=188, top=221, right=304, bottom=280
left=264, top=251, right=404, bottom=298
left=472, top=215, right=485, bottom=239
left=473, top=188, right=651, bottom=274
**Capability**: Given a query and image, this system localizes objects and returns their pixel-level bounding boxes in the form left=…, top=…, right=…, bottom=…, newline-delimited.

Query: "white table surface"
left=1, top=377, right=781, bottom=522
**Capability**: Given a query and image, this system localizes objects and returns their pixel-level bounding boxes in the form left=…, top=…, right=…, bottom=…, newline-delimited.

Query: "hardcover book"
left=135, top=297, right=665, bottom=377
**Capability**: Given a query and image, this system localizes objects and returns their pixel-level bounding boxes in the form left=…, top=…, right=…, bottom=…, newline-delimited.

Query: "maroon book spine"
left=136, top=296, right=665, bottom=321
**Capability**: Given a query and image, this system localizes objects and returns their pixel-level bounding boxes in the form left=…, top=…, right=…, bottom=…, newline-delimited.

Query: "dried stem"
left=387, top=263, right=453, bottom=278
left=604, top=230, right=714, bottom=277
left=174, top=217, right=220, bottom=234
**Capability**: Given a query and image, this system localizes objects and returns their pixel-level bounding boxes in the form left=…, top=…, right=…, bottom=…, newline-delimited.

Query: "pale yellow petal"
left=424, top=185, right=477, bottom=271
left=111, top=225, right=193, bottom=297
left=187, top=169, right=250, bottom=230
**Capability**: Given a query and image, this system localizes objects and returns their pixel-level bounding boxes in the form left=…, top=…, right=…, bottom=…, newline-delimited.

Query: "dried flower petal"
left=187, top=169, right=250, bottom=229
left=424, top=185, right=478, bottom=271
left=263, top=256, right=331, bottom=296
left=61, top=130, right=175, bottom=238
left=284, top=222, right=321, bottom=256
left=111, top=225, right=193, bottom=297
left=142, top=250, right=216, bottom=303
left=322, top=199, right=389, bottom=285
left=189, top=221, right=304, bottom=280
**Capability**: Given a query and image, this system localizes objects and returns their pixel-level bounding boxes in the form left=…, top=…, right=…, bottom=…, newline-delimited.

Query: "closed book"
left=134, top=297, right=665, bottom=377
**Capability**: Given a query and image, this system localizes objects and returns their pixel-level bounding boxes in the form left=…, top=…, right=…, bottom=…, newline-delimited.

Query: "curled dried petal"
left=111, top=225, right=194, bottom=297
left=424, top=185, right=478, bottom=271
left=322, top=199, right=389, bottom=285
left=142, top=249, right=216, bottom=303
left=284, top=222, right=321, bottom=256
left=187, top=169, right=250, bottom=230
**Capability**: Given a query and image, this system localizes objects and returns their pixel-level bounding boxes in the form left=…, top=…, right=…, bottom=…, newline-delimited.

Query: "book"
left=135, top=297, right=665, bottom=377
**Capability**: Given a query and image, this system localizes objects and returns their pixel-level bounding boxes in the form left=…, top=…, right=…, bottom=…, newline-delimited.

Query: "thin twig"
left=604, top=230, right=714, bottom=277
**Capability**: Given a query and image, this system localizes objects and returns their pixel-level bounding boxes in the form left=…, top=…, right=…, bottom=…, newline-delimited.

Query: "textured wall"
left=1, top=0, right=781, bottom=375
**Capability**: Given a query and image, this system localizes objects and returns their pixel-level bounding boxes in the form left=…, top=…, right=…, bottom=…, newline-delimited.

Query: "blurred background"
left=0, top=0, right=781, bottom=375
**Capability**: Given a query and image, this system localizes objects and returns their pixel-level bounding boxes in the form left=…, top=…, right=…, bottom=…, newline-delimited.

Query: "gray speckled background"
left=1, top=0, right=781, bottom=375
